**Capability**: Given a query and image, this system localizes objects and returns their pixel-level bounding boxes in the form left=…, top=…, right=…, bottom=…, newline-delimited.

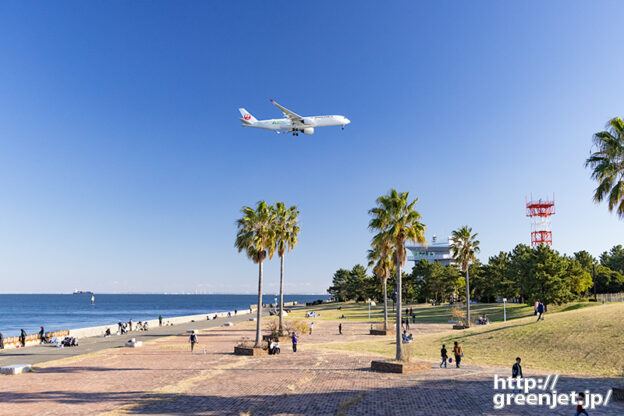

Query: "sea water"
left=0, top=294, right=325, bottom=337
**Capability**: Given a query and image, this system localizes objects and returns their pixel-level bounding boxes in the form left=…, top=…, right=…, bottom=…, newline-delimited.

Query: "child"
left=512, top=357, right=522, bottom=393
left=575, top=392, right=588, bottom=416
left=440, top=344, right=448, bottom=368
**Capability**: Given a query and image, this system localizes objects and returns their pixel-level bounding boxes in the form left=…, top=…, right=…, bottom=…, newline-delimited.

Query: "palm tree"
left=367, top=237, right=392, bottom=331
left=369, top=189, right=426, bottom=361
left=585, top=117, right=624, bottom=218
left=273, top=202, right=300, bottom=335
left=235, top=201, right=276, bottom=348
left=450, top=226, right=480, bottom=328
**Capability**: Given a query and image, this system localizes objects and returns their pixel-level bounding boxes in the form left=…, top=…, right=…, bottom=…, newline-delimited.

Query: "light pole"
left=503, top=298, right=507, bottom=322
left=368, top=299, right=376, bottom=320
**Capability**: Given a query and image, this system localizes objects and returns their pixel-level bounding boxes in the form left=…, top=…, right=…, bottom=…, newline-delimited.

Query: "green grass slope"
left=312, top=302, right=624, bottom=377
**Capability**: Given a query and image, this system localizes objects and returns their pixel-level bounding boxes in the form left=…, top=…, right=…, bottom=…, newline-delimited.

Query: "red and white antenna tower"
left=525, top=194, right=555, bottom=246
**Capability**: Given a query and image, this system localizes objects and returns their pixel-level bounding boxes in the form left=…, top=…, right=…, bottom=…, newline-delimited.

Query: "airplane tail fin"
left=238, top=108, right=257, bottom=124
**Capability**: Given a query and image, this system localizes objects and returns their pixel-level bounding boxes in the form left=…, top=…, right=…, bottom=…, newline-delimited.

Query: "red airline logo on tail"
left=244, top=114, right=251, bottom=120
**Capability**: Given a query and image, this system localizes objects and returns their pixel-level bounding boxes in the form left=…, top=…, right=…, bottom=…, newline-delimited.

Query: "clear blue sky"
left=1, top=1, right=623, bottom=294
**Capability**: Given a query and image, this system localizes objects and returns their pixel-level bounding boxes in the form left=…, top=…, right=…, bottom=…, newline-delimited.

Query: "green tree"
left=600, top=245, right=624, bottom=274
left=585, top=117, right=624, bottom=218
left=593, top=264, right=624, bottom=293
left=273, top=202, right=300, bottom=335
left=235, top=201, right=276, bottom=347
left=327, top=268, right=351, bottom=301
left=369, top=189, right=426, bottom=361
left=450, top=226, right=480, bottom=327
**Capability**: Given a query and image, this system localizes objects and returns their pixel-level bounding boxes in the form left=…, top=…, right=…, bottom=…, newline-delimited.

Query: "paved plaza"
left=1, top=320, right=622, bottom=415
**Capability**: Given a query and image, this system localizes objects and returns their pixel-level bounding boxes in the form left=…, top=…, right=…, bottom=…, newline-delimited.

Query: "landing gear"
left=342, top=125, right=345, bottom=130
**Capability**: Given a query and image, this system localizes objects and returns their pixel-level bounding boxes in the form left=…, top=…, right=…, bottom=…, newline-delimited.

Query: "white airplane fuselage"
left=247, top=115, right=349, bottom=132
left=239, top=101, right=350, bottom=135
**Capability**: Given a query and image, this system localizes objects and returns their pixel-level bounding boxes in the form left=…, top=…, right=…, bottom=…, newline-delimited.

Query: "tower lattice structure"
left=525, top=195, right=555, bottom=246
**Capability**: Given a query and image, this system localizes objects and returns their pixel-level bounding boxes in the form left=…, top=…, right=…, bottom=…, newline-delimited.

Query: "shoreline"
left=1, top=301, right=300, bottom=350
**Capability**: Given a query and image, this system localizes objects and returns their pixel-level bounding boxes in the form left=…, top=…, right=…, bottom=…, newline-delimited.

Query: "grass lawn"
left=305, top=301, right=624, bottom=377
left=290, top=300, right=541, bottom=324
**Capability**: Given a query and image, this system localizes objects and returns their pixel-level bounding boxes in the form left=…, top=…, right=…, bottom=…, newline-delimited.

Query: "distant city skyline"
left=1, top=1, right=623, bottom=294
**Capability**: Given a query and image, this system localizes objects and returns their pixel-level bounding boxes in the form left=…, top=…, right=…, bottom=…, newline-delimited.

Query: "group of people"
left=475, top=314, right=490, bottom=325
left=439, top=341, right=464, bottom=368
left=401, top=330, right=414, bottom=343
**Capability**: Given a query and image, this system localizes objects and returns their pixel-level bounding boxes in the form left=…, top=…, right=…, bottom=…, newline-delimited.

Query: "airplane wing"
left=270, top=99, right=304, bottom=126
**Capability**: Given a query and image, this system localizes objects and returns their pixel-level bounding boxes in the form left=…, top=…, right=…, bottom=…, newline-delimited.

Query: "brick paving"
left=1, top=320, right=622, bottom=415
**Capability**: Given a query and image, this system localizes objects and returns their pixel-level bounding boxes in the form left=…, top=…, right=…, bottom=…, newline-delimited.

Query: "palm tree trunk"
left=465, top=268, right=470, bottom=328
left=279, top=254, right=285, bottom=335
left=383, top=279, right=388, bottom=331
left=255, top=260, right=263, bottom=348
left=396, top=264, right=403, bottom=361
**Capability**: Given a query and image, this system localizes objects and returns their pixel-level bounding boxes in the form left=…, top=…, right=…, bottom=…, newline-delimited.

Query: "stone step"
left=1, top=364, right=32, bottom=375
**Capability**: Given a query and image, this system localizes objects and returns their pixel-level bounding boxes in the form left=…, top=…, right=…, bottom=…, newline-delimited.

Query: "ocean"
left=0, top=294, right=326, bottom=337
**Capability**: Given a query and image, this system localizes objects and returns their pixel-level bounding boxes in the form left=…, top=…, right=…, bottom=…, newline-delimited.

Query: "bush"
left=235, top=337, right=255, bottom=349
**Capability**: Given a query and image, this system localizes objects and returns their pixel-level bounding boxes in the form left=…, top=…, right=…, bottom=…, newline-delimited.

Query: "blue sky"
left=1, top=1, right=623, bottom=294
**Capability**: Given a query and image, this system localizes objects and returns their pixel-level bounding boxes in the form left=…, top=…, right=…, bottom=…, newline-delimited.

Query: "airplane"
left=238, top=99, right=350, bottom=136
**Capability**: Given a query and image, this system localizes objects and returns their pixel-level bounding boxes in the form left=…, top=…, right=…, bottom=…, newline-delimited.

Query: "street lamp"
left=368, top=299, right=376, bottom=320
left=503, top=298, right=507, bottom=322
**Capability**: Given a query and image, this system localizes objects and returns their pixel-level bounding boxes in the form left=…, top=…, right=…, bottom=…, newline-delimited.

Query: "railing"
left=596, top=292, right=624, bottom=303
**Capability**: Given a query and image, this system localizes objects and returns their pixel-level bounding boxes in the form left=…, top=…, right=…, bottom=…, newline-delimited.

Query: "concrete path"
left=1, top=319, right=622, bottom=415
left=0, top=311, right=256, bottom=368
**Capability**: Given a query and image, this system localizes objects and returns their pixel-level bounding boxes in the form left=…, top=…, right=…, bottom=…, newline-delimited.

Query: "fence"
left=596, top=292, right=624, bottom=303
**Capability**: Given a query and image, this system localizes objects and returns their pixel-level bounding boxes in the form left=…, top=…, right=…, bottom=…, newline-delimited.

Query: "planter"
left=371, top=360, right=430, bottom=374
left=453, top=325, right=468, bottom=330
left=612, top=388, right=624, bottom=401
left=234, top=346, right=266, bottom=356
left=369, top=329, right=395, bottom=336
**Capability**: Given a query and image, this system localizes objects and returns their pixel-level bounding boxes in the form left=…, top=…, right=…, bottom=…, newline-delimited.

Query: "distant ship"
left=73, top=290, right=94, bottom=295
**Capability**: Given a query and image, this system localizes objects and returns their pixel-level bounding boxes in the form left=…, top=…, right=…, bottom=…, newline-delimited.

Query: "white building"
left=406, top=235, right=455, bottom=267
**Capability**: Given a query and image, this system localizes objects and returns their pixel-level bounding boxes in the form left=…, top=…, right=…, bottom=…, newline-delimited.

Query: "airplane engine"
left=303, top=127, right=314, bottom=135
left=302, top=117, right=314, bottom=125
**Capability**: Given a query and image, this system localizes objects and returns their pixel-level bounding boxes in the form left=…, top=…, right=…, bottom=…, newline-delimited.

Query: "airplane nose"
left=344, top=117, right=351, bottom=124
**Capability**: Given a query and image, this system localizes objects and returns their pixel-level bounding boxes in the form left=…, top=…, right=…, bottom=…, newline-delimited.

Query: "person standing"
left=129, top=319, right=133, bottom=331
left=158, top=315, right=163, bottom=327
left=0, top=331, right=4, bottom=349
left=189, top=332, right=198, bottom=353
left=453, top=341, right=463, bottom=368
left=234, top=309, right=237, bottom=315
left=291, top=331, right=298, bottom=352
left=309, top=322, right=314, bottom=335
left=20, top=329, right=27, bottom=347
left=39, top=326, right=45, bottom=344
left=440, top=344, right=448, bottom=368
left=512, top=357, right=523, bottom=392
left=338, top=323, right=342, bottom=335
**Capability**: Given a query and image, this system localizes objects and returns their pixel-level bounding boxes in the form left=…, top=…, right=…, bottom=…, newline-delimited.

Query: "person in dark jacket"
left=440, top=344, right=448, bottom=368
left=0, top=331, right=4, bottom=349
left=536, top=301, right=545, bottom=322
left=20, top=329, right=27, bottom=347
left=512, top=357, right=523, bottom=393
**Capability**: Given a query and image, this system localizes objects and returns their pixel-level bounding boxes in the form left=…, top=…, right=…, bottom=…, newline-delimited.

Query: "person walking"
left=440, top=344, right=448, bottom=368
left=338, top=323, right=342, bottom=335
left=39, top=326, right=45, bottom=344
left=575, top=392, right=589, bottom=416
left=405, top=318, right=410, bottom=330
left=158, top=315, right=162, bottom=327
left=453, top=341, right=463, bottom=368
left=19, top=329, right=27, bottom=347
left=291, top=331, right=298, bottom=353
left=189, top=332, right=198, bottom=353
left=536, top=301, right=545, bottom=322
left=0, top=331, right=4, bottom=349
